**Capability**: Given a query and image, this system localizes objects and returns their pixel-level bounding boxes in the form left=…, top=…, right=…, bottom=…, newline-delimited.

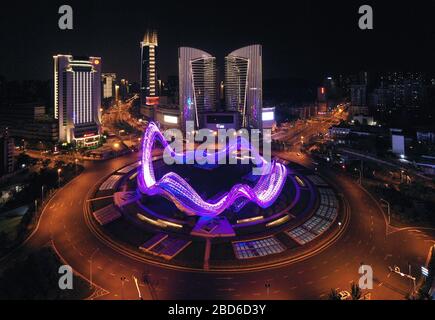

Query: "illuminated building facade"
left=140, top=30, right=159, bottom=106
left=178, top=47, right=217, bottom=130
left=225, top=45, right=262, bottom=129
left=53, top=54, right=102, bottom=147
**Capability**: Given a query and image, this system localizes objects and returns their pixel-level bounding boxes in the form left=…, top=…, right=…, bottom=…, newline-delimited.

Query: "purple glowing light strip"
left=138, top=122, right=287, bottom=217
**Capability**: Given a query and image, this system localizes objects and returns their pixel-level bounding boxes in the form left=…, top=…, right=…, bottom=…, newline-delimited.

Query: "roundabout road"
left=13, top=151, right=435, bottom=300
left=83, top=158, right=350, bottom=273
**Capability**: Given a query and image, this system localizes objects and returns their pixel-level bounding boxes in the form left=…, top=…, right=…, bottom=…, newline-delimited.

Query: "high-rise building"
left=102, top=73, right=116, bottom=99
left=225, top=45, right=262, bottom=129
left=164, top=75, right=178, bottom=103
left=178, top=47, right=217, bottom=130
left=0, top=128, right=14, bottom=176
left=53, top=54, right=102, bottom=147
left=119, top=79, right=130, bottom=101
left=350, top=84, right=369, bottom=115
left=350, top=84, right=367, bottom=106
left=386, top=72, right=424, bottom=108
left=140, top=30, right=159, bottom=107
left=371, top=87, right=391, bottom=110
left=317, top=87, right=327, bottom=102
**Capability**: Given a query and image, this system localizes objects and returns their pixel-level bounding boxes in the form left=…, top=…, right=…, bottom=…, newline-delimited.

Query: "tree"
left=328, top=288, right=341, bottom=300
left=414, top=287, right=431, bottom=300
left=0, top=247, right=90, bottom=299
left=350, top=282, right=362, bottom=300
left=0, top=232, right=10, bottom=251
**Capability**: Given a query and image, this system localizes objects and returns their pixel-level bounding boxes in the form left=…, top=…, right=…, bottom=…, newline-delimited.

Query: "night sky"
left=1, top=0, right=435, bottom=83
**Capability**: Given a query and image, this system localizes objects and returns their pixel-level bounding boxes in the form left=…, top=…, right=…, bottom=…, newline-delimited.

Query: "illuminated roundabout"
left=85, top=123, right=350, bottom=272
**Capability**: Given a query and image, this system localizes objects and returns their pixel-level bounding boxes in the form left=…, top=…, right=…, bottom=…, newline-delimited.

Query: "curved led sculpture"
left=138, top=122, right=287, bottom=217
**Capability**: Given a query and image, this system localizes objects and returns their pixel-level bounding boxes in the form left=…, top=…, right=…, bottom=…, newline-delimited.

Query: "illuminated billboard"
left=163, top=115, right=178, bottom=124
left=262, top=111, right=274, bottom=121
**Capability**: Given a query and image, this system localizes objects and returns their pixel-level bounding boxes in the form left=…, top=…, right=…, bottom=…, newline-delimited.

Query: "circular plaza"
left=84, top=125, right=349, bottom=272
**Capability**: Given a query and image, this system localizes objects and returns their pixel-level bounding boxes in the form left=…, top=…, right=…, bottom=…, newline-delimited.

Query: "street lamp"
left=265, top=283, right=271, bottom=297
left=388, top=265, right=416, bottom=295
left=74, top=158, right=78, bottom=175
left=89, top=247, right=100, bottom=289
left=121, top=276, right=126, bottom=300
left=41, top=185, right=45, bottom=204
left=380, top=198, right=391, bottom=225
left=354, top=168, right=362, bottom=185
left=400, top=169, right=405, bottom=184
left=57, top=168, right=62, bottom=188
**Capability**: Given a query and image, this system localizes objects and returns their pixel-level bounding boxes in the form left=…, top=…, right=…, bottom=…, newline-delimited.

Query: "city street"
left=5, top=142, right=433, bottom=300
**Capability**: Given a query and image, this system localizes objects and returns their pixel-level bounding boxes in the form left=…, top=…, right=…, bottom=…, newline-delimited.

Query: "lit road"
left=0, top=105, right=428, bottom=301
left=4, top=147, right=435, bottom=300
left=101, top=95, right=143, bottom=135
left=272, top=108, right=346, bottom=147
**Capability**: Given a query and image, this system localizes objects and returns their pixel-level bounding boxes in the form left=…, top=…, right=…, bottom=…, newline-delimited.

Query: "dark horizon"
left=1, top=0, right=435, bottom=83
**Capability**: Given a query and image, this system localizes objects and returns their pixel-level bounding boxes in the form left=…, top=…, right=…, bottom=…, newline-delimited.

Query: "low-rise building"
left=416, top=129, right=435, bottom=144
left=0, top=103, right=58, bottom=144
left=9, top=121, right=59, bottom=143
left=329, top=123, right=352, bottom=137
left=352, top=115, right=376, bottom=126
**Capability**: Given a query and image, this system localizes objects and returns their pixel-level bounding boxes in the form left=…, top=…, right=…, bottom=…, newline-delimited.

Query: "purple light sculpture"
left=138, top=122, right=287, bottom=217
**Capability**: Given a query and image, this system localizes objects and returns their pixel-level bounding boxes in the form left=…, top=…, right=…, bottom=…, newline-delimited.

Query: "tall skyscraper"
left=102, top=73, right=117, bottom=99
left=53, top=54, right=102, bottom=147
left=350, top=85, right=367, bottom=106
left=140, top=30, right=159, bottom=107
left=225, top=45, right=262, bottom=129
left=350, top=84, right=368, bottom=115
left=178, top=47, right=217, bottom=129
left=119, top=79, right=130, bottom=101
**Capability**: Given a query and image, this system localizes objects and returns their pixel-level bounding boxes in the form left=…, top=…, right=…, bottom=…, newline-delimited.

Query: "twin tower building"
left=178, top=45, right=263, bottom=131
left=141, top=30, right=264, bottom=132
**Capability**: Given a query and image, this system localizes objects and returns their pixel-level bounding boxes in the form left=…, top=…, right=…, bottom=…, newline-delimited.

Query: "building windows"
left=54, top=55, right=101, bottom=145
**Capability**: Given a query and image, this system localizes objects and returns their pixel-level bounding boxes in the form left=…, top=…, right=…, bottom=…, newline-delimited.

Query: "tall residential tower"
left=140, top=30, right=159, bottom=107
